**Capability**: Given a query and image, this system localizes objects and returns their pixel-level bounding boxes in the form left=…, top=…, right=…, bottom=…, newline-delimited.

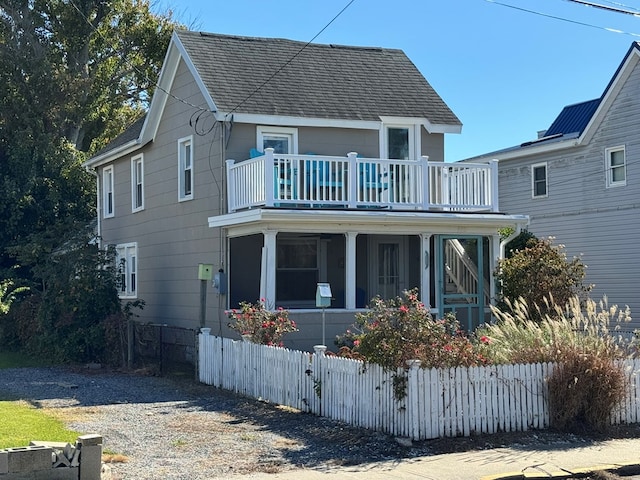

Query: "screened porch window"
left=276, top=238, right=318, bottom=305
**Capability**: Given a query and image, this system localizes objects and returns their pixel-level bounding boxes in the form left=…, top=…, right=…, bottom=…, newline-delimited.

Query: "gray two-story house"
left=84, top=30, right=528, bottom=350
left=468, top=41, right=640, bottom=327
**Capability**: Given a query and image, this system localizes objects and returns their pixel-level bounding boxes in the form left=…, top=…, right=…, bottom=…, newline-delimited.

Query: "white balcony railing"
left=226, top=148, right=499, bottom=213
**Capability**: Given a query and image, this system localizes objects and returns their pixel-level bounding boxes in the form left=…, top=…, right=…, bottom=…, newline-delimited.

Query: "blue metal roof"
left=544, top=98, right=601, bottom=136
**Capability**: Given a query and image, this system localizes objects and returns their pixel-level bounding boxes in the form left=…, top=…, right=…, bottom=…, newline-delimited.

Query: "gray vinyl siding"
left=498, top=58, right=640, bottom=328
left=225, top=123, right=444, bottom=161
left=100, top=58, right=224, bottom=330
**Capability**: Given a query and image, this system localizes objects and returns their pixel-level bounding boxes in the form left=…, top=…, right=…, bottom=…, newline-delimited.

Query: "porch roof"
left=208, top=208, right=529, bottom=237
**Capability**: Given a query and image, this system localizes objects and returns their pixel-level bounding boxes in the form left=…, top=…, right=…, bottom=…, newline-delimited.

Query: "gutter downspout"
left=499, top=223, right=523, bottom=260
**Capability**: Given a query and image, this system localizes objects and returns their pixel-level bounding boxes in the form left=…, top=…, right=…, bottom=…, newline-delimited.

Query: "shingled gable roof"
left=175, top=30, right=461, bottom=127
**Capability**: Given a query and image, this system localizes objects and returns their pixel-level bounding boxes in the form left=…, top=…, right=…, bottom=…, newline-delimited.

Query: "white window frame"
left=116, top=242, right=137, bottom=299
left=531, top=162, right=548, bottom=198
left=257, top=126, right=298, bottom=154
left=380, top=122, right=419, bottom=160
left=606, top=145, right=626, bottom=188
left=178, top=135, right=194, bottom=201
left=103, top=165, right=114, bottom=218
left=131, top=154, right=144, bottom=212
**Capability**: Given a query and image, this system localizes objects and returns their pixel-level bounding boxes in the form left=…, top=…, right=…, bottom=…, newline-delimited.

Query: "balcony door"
left=369, top=235, right=408, bottom=300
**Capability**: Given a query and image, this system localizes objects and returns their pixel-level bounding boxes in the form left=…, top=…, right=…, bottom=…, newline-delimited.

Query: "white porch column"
left=420, top=233, right=432, bottom=308
left=345, top=232, right=358, bottom=309
left=260, top=229, right=277, bottom=307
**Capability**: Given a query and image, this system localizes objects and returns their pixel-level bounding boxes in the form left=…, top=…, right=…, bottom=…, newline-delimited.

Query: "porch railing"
left=225, top=149, right=499, bottom=213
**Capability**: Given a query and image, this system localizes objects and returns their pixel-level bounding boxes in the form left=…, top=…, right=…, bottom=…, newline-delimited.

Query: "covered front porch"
left=210, top=209, right=528, bottom=349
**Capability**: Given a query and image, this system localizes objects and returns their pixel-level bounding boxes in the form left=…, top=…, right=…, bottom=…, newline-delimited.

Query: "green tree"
left=0, top=0, right=180, bottom=361
left=494, top=237, right=592, bottom=321
left=0, top=0, right=181, bottom=282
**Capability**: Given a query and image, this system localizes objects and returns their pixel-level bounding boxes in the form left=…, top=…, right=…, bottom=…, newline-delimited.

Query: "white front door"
left=369, top=236, right=408, bottom=299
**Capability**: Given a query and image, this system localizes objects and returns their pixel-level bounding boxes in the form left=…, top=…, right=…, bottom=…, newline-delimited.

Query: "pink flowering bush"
left=336, top=289, right=489, bottom=370
left=227, top=300, right=297, bottom=346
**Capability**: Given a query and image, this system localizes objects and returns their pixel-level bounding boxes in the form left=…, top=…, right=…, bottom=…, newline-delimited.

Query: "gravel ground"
left=1, top=366, right=640, bottom=480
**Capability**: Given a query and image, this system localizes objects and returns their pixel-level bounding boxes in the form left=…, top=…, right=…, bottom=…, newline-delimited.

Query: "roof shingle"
left=176, top=30, right=461, bottom=126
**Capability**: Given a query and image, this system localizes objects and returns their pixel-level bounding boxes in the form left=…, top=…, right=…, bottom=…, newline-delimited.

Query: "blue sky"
left=159, top=0, right=640, bottom=161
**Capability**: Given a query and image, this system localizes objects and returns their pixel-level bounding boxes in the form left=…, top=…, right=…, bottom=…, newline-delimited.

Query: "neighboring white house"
left=466, top=41, right=640, bottom=328
left=84, top=30, right=528, bottom=351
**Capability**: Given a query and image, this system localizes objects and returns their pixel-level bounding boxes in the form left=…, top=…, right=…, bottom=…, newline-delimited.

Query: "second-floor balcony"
left=226, top=148, right=499, bottom=213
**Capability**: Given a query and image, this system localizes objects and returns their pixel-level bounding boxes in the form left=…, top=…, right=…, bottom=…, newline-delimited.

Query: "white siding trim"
left=178, top=135, right=194, bottom=201
left=256, top=126, right=299, bottom=154
left=605, top=145, right=626, bottom=188
left=131, top=154, right=144, bottom=213
left=116, top=242, right=138, bottom=299
left=102, top=165, right=114, bottom=219
left=531, top=162, right=548, bottom=199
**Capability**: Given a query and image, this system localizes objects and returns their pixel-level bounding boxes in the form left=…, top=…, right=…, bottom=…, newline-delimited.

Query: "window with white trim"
left=131, top=154, right=144, bottom=212
left=116, top=242, right=137, bottom=298
left=531, top=163, right=547, bottom=198
left=103, top=165, right=114, bottom=218
left=276, top=237, right=318, bottom=306
left=257, top=126, right=298, bottom=154
left=606, top=146, right=626, bottom=187
left=382, top=124, right=418, bottom=160
left=178, top=135, right=194, bottom=201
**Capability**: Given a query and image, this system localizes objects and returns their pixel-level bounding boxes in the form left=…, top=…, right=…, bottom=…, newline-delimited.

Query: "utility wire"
left=225, top=0, right=357, bottom=118
left=485, top=0, right=640, bottom=37
left=562, top=0, right=640, bottom=16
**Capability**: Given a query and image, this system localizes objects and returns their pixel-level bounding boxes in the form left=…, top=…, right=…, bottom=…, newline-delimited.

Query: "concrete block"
left=30, top=440, right=72, bottom=449
left=6, top=445, right=52, bottom=473
left=78, top=445, right=102, bottom=480
left=76, top=434, right=103, bottom=447
left=0, top=450, right=8, bottom=474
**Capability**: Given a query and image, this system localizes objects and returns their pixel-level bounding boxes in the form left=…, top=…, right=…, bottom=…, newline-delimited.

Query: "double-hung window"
left=103, top=165, right=114, bottom=218
left=606, top=146, right=626, bottom=188
left=116, top=242, right=137, bottom=298
left=531, top=163, right=547, bottom=198
left=257, top=126, right=298, bottom=154
left=178, top=135, right=194, bottom=201
left=276, top=237, right=318, bottom=306
left=131, top=154, right=144, bottom=212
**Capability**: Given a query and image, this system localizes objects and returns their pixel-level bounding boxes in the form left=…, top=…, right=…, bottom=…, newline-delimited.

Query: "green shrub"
left=494, top=237, right=591, bottom=321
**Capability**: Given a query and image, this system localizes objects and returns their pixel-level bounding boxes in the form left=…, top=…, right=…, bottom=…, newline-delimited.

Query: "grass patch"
left=0, top=351, right=51, bottom=369
left=0, top=400, right=80, bottom=448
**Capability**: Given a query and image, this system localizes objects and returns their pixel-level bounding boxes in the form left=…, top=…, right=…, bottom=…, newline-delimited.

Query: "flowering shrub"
left=227, top=300, right=297, bottom=346
left=335, top=289, right=489, bottom=371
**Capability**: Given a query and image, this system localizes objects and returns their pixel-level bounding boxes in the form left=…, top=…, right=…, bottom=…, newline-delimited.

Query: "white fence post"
left=264, top=148, right=275, bottom=207
left=225, top=159, right=236, bottom=213
left=490, top=159, right=499, bottom=212
left=313, top=345, right=327, bottom=416
left=420, top=156, right=430, bottom=210
left=347, top=152, right=358, bottom=208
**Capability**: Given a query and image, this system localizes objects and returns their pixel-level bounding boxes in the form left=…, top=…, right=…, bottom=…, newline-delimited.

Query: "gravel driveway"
left=0, top=366, right=429, bottom=479
left=2, top=367, right=638, bottom=480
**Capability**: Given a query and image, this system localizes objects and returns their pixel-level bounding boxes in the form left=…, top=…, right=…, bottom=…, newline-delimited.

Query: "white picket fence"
left=198, top=332, right=640, bottom=440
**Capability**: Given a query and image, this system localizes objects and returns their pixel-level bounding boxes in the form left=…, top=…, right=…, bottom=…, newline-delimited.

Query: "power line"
left=225, top=0, right=357, bottom=118
left=562, top=0, right=640, bottom=16
left=485, top=0, right=640, bottom=37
